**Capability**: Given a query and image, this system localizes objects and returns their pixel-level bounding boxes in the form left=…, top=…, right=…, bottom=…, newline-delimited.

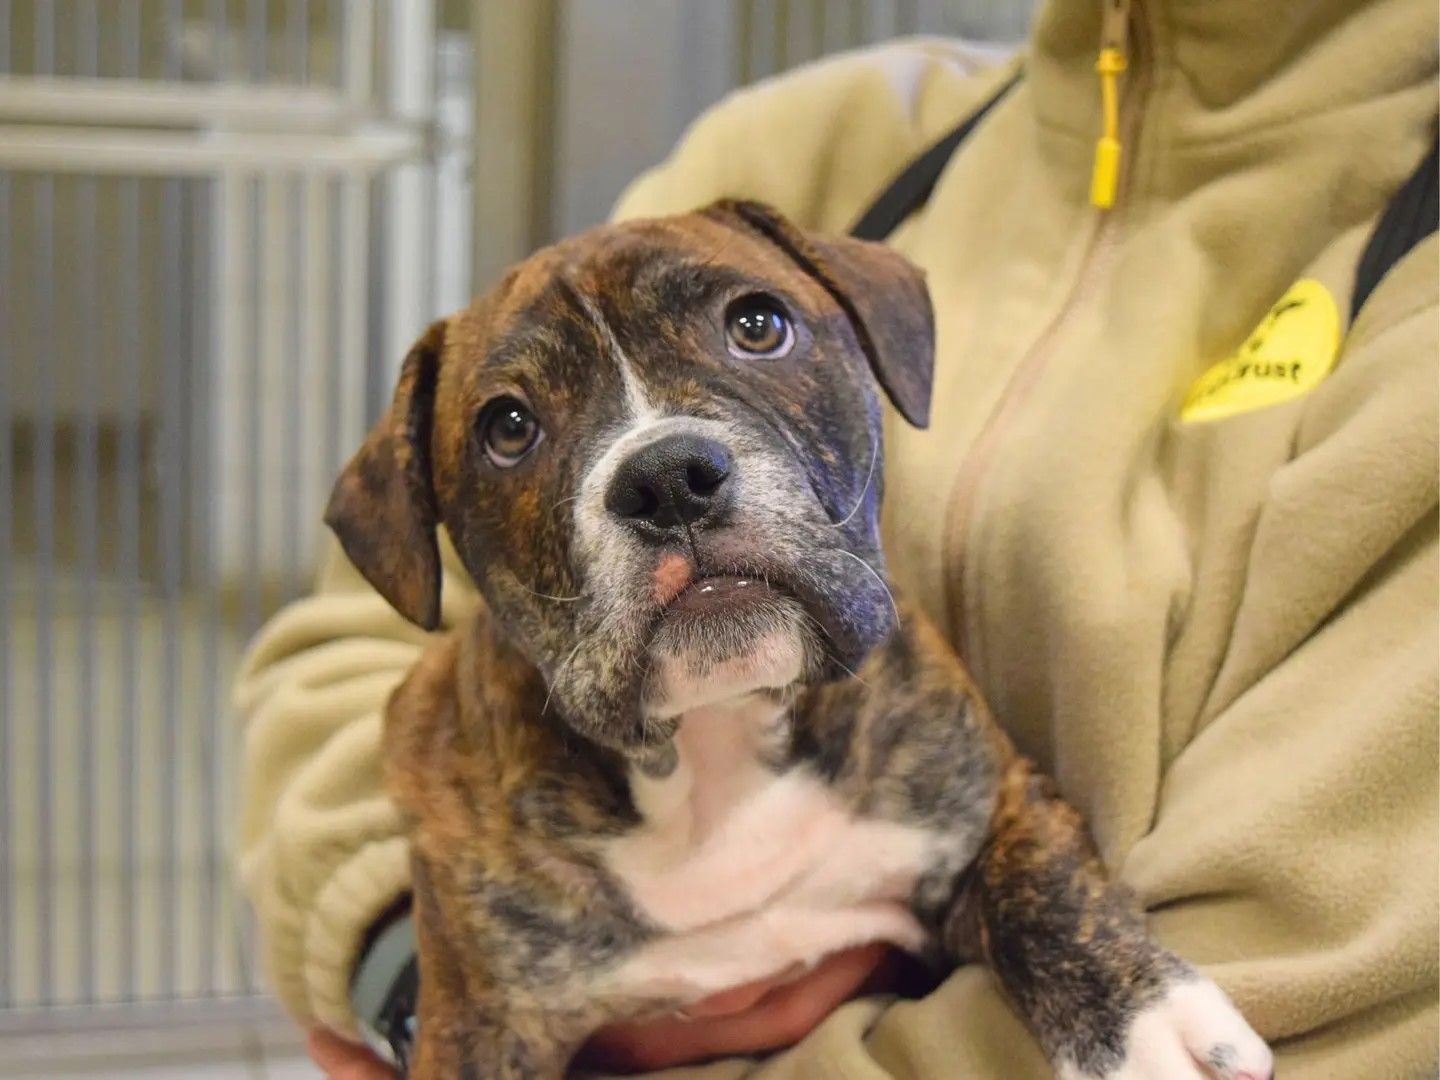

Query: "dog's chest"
left=596, top=696, right=935, bottom=1004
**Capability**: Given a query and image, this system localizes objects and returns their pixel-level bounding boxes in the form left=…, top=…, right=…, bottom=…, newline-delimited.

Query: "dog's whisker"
left=832, top=431, right=880, bottom=529
left=818, top=639, right=873, bottom=690
left=542, top=640, right=586, bottom=718
left=833, top=548, right=901, bottom=630
left=503, top=565, right=588, bottom=603
left=519, top=581, right=589, bottom=603
left=795, top=607, right=873, bottom=689
left=825, top=650, right=873, bottom=690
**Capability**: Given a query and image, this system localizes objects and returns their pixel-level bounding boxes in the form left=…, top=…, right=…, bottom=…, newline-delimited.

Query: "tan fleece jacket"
left=235, top=0, right=1440, bottom=1075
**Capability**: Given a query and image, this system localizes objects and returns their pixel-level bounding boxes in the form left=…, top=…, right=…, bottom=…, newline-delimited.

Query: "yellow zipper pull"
left=1090, top=0, right=1132, bottom=209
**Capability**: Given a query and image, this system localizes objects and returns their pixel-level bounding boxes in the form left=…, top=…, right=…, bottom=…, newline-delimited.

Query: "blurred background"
left=0, top=1, right=1031, bottom=1075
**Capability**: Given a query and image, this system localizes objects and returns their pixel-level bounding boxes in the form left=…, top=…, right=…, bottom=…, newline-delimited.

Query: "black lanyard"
left=848, top=72, right=1021, bottom=242
left=1351, top=133, right=1438, bottom=321
left=849, top=73, right=1436, bottom=322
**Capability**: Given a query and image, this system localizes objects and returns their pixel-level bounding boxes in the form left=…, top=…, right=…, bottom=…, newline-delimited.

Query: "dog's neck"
left=624, top=691, right=794, bottom=851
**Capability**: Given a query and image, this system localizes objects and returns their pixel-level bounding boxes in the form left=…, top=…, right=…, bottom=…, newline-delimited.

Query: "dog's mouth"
left=640, top=568, right=814, bottom=720
left=661, top=574, right=781, bottom=623
left=648, top=569, right=805, bottom=655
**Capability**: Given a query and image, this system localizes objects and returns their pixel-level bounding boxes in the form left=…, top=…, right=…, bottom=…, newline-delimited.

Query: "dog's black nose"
left=606, top=434, right=734, bottom=537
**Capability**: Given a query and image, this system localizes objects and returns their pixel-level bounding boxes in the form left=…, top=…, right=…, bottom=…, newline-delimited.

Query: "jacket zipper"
left=944, top=2, right=1153, bottom=663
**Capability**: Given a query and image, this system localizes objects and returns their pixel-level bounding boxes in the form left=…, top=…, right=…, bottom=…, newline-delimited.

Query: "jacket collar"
left=1027, top=0, right=1437, bottom=147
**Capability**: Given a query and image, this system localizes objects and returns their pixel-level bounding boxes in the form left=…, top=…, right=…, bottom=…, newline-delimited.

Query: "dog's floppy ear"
left=707, top=199, right=935, bottom=429
left=325, top=320, right=445, bottom=630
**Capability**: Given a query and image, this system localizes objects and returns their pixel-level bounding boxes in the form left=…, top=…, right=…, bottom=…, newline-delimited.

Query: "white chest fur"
left=597, top=695, right=937, bottom=1005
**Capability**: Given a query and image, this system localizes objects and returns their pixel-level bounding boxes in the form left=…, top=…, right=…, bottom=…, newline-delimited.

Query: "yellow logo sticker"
left=1180, top=278, right=1341, bottom=424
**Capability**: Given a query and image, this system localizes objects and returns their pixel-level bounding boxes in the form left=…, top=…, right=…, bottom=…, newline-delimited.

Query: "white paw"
left=1059, top=977, right=1273, bottom=1080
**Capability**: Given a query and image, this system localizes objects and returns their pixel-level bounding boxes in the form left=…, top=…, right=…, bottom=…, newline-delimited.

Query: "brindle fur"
left=330, top=203, right=1214, bottom=1078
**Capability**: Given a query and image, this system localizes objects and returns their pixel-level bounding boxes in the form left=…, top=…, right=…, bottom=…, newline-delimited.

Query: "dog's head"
left=327, top=200, right=933, bottom=762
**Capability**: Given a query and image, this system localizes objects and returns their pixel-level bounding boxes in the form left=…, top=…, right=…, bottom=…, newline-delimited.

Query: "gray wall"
left=550, top=0, right=1035, bottom=237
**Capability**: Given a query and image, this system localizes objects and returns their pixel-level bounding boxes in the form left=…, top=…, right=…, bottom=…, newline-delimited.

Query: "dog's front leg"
left=408, top=1008, right=580, bottom=1080
left=407, top=922, right=586, bottom=1080
left=405, top=860, right=591, bottom=1080
left=944, top=760, right=1273, bottom=1080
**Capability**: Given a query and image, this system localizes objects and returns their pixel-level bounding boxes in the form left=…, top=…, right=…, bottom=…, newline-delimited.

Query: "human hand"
left=307, top=944, right=895, bottom=1077
left=306, top=1028, right=397, bottom=1079
left=578, top=942, right=900, bottom=1073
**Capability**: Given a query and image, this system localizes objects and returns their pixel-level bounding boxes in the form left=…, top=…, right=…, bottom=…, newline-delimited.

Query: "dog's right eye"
left=478, top=396, right=544, bottom=468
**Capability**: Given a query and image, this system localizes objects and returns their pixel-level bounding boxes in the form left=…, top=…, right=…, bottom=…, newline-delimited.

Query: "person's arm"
left=747, top=249, right=1439, bottom=1080
left=234, top=40, right=1008, bottom=1053
left=234, top=534, right=475, bottom=1039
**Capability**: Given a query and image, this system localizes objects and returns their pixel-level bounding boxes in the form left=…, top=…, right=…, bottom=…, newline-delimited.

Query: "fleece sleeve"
left=1118, top=256, right=1439, bottom=1080
left=233, top=535, right=476, bottom=1034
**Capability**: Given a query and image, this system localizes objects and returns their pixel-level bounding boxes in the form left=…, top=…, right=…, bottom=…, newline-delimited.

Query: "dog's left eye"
left=724, top=295, right=795, bottom=359
left=478, top=396, right=544, bottom=467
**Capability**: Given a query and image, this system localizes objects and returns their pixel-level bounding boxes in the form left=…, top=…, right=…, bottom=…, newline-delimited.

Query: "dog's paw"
left=1058, top=976, right=1273, bottom=1080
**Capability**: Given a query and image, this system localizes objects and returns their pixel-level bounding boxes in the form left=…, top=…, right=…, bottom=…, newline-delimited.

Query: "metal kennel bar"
left=0, top=0, right=468, bottom=1022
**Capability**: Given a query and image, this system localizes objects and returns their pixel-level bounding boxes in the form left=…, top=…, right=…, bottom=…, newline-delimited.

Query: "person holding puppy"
left=236, top=0, right=1438, bottom=1075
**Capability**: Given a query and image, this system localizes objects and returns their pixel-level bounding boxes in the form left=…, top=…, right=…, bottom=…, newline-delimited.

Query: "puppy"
left=326, top=201, right=1273, bottom=1080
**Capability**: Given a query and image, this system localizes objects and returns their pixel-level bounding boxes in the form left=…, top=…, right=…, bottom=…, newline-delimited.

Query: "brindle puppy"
left=326, top=201, right=1274, bottom=1080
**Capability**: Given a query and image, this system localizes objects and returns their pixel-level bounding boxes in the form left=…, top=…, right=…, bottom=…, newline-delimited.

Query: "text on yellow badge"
left=1180, top=278, right=1341, bottom=423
